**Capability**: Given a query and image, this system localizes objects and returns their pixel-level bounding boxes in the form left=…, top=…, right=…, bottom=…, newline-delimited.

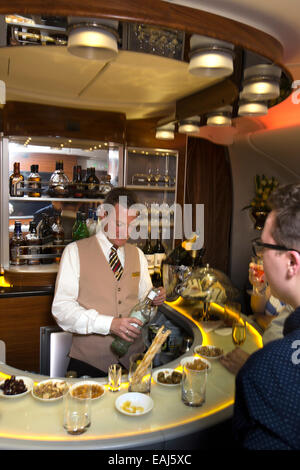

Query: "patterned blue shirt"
left=233, top=306, right=300, bottom=450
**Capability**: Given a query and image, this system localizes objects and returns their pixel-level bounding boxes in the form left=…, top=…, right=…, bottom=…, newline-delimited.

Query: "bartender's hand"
left=152, top=287, right=166, bottom=306
left=110, top=317, right=143, bottom=342
left=219, top=347, right=250, bottom=375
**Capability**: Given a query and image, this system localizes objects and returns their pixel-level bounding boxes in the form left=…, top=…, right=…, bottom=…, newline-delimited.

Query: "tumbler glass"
left=128, top=352, right=152, bottom=394
left=181, top=364, right=207, bottom=407
left=63, top=382, right=92, bottom=435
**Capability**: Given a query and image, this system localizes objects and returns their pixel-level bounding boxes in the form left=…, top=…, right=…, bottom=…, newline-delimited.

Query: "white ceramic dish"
left=194, top=344, right=224, bottom=360
left=115, top=392, right=153, bottom=416
left=0, top=376, right=34, bottom=399
left=180, top=355, right=211, bottom=372
left=70, top=381, right=105, bottom=400
left=31, top=379, right=68, bottom=402
left=152, top=368, right=182, bottom=387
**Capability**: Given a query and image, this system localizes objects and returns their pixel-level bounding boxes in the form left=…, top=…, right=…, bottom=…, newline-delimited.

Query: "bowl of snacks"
left=32, top=379, right=68, bottom=401
left=70, top=381, right=105, bottom=400
left=194, top=345, right=224, bottom=360
left=115, top=392, right=153, bottom=417
left=0, top=375, right=33, bottom=398
left=180, top=356, right=211, bottom=373
left=153, top=368, right=182, bottom=387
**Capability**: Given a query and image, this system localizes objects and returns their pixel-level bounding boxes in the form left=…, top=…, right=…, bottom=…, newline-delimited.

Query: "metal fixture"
left=188, top=34, right=234, bottom=78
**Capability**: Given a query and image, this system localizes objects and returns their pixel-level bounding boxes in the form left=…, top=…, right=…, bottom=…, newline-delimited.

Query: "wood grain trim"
left=0, top=0, right=284, bottom=65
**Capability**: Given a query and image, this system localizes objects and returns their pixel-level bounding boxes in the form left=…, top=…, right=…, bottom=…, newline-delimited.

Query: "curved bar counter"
left=0, top=301, right=262, bottom=450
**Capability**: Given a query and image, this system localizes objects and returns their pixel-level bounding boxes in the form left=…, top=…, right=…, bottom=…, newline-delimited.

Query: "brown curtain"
left=185, top=137, right=233, bottom=274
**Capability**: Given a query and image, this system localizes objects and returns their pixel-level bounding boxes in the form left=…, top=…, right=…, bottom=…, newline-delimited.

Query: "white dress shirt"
left=52, top=229, right=153, bottom=336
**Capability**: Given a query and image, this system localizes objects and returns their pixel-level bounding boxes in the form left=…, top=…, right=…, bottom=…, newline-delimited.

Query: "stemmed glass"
left=232, top=316, right=246, bottom=347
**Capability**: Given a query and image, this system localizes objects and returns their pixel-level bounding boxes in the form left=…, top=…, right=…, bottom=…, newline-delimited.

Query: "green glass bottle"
left=111, top=288, right=159, bottom=357
left=72, top=212, right=89, bottom=241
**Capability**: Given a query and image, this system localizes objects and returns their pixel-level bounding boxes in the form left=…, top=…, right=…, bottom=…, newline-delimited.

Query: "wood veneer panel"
left=0, top=0, right=284, bottom=65
left=0, top=294, right=55, bottom=372
left=3, top=101, right=126, bottom=143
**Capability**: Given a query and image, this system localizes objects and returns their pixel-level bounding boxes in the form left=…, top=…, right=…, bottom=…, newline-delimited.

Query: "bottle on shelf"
left=85, top=167, right=99, bottom=198
left=38, top=213, right=54, bottom=264
left=73, top=165, right=84, bottom=198
left=10, top=221, right=26, bottom=265
left=48, top=161, right=69, bottom=198
left=164, top=234, right=205, bottom=268
left=86, top=208, right=97, bottom=236
left=52, top=214, right=65, bottom=263
left=72, top=212, right=90, bottom=241
left=152, top=229, right=166, bottom=287
left=9, top=162, right=24, bottom=197
left=111, top=288, right=159, bottom=357
left=25, top=221, right=41, bottom=265
left=27, top=164, right=42, bottom=197
left=142, top=224, right=155, bottom=277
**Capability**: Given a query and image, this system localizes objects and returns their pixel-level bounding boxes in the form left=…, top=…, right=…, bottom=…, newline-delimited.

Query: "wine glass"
left=232, top=316, right=246, bottom=347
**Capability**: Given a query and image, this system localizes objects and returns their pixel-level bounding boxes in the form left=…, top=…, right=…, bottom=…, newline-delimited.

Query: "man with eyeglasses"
left=231, top=183, right=300, bottom=450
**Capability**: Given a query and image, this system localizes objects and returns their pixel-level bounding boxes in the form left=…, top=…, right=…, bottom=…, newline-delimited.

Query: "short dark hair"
left=103, top=186, right=138, bottom=208
left=268, top=183, right=300, bottom=250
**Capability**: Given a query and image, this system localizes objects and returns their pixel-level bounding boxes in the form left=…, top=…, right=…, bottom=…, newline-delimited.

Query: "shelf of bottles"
left=6, top=137, right=122, bottom=269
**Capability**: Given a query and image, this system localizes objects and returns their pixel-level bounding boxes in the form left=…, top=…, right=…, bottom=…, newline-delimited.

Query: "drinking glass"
left=181, top=364, right=207, bottom=407
left=128, top=352, right=152, bottom=394
left=232, top=316, right=246, bottom=347
left=108, top=363, right=122, bottom=392
left=63, top=383, right=92, bottom=435
left=249, top=256, right=265, bottom=294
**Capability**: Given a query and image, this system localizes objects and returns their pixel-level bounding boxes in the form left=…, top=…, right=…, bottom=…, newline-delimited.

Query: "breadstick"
left=130, top=326, right=171, bottom=384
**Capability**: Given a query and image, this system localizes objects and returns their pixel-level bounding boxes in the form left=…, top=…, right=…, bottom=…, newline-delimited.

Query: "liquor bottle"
left=25, top=221, right=41, bottom=265
left=164, top=234, right=205, bottom=268
left=48, top=161, right=69, bottom=197
left=152, top=230, right=166, bottom=287
left=86, top=209, right=97, bottom=236
left=111, top=288, right=159, bottom=357
left=9, top=162, right=24, bottom=197
left=72, top=212, right=89, bottom=241
left=73, top=165, right=84, bottom=198
left=142, top=227, right=155, bottom=277
left=38, top=213, right=54, bottom=264
left=28, top=164, right=42, bottom=197
left=10, top=221, right=26, bottom=265
left=52, top=214, right=65, bottom=263
left=85, top=167, right=99, bottom=198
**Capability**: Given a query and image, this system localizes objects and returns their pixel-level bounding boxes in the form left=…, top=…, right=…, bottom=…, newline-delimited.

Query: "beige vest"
left=69, top=235, right=144, bottom=372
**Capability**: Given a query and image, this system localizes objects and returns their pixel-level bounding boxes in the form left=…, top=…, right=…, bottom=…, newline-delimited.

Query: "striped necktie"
left=109, top=246, right=123, bottom=281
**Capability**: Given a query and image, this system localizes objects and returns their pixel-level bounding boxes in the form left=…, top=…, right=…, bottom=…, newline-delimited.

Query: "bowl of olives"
left=0, top=375, right=33, bottom=398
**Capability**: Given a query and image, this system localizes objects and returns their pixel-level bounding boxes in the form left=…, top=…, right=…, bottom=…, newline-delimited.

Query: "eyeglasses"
left=252, top=238, right=300, bottom=258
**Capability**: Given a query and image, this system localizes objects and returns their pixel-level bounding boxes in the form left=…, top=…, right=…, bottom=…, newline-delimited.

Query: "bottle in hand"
left=111, top=288, right=159, bottom=357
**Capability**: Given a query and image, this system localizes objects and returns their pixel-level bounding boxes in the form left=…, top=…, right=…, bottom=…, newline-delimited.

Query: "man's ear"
left=287, top=251, right=300, bottom=277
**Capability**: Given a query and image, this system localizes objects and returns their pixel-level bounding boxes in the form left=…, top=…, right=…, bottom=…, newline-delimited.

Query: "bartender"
left=52, top=187, right=166, bottom=377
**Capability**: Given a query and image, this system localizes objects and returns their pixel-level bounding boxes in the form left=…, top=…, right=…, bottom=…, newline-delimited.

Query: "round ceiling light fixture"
left=67, top=18, right=119, bottom=61
left=155, top=123, right=175, bottom=140
left=241, top=64, right=282, bottom=101
left=188, top=35, right=234, bottom=78
left=238, top=100, right=268, bottom=117
left=206, top=105, right=232, bottom=127
left=178, top=116, right=201, bottom=134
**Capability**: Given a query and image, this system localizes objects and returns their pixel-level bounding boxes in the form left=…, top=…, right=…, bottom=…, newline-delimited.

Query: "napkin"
left=214, top=327, right=232, bottom=336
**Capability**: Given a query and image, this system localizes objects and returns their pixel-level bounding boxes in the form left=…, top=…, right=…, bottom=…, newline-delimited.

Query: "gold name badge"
left=132, top=272, right=140, bottom=278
